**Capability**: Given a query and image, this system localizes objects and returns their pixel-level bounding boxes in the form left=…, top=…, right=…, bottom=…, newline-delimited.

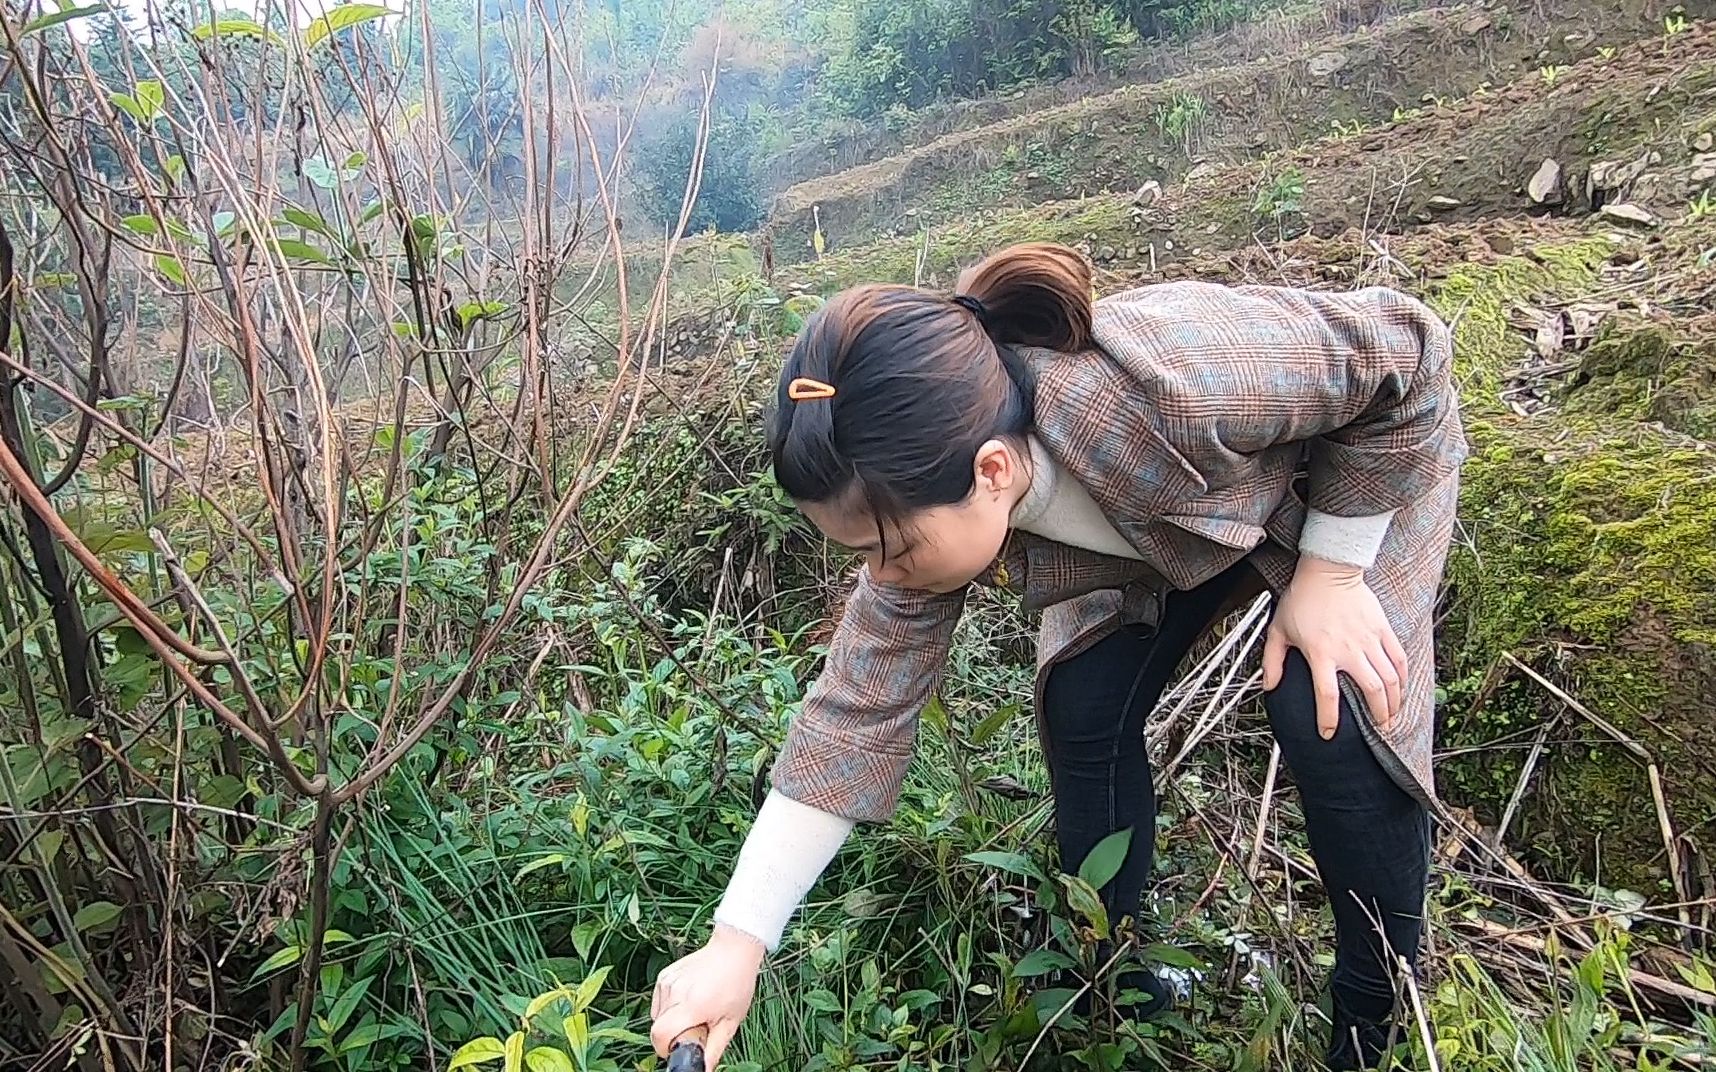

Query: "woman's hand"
left=650, top=924, right=766, bottom=1070
left=1262, top=555, right=1408, bottom=738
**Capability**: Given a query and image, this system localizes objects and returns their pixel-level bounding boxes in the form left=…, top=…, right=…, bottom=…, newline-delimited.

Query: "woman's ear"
left=972, top=438, right=1020, bottom=497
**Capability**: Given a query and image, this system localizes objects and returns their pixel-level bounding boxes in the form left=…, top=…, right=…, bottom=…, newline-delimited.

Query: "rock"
left=1205, top=222, right=1220, bottom=234
left=1307, top=50, right=1347, bottom=78
left=1528, top=158, right=1564, bottom=204
left=1461, top=13, right=1493, bottom=34
left=1131, top=179, right=1162, bottom=206
left=1488, top=233, right=1517, bottom=256
left=1164, top=239, right=1175, bottom=251
left=1427, top=195, right=1463, bottom=211
left=1691, top=153, right=1716, bottom=184
left=1600, top=202, right=1658, bottom=227
left=1098, top=245, right=1117, bottom=262
left=1695, top=132, right=1715, bottom=153
left=1186, top=162, right=1218, bottom=182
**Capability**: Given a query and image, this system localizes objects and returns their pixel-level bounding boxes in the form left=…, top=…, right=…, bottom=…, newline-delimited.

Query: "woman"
left=649, top=242, right=1465, bottom=1070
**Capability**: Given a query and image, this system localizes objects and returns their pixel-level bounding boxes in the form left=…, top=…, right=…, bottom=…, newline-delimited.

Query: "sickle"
left=666, top=1026, right=708, bottom=1072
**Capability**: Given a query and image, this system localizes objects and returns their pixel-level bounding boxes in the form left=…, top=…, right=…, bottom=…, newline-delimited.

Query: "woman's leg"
left=1040, top=562, right=1260, bottom=928
left=1263, top=647, right=1431, bottom=1069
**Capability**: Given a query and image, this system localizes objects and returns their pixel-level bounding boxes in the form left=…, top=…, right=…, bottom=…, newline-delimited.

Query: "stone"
left=1691, top=154, right=1716, bottom=184
left=1427, top=195, right=1464, bottom=211
left=1098, top=245, right=1118, bottom=262
left=1599, top=202, right=1658, bottom=227
left=1308, top=50, right=1348, bottom=78
left=1461, top=13, right=1493, bottom=34
left=1694, top=132, right=1715, bottom=152
left=1488, top=233, right=1517, bottom=256
left=1132, top=179, right=1162, bottom=206
left=1528, top=158, right=1564, bottom=204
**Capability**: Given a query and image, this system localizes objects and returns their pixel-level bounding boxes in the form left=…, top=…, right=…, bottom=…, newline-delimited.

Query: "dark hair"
left=769, top=242, right=1094, bottom=547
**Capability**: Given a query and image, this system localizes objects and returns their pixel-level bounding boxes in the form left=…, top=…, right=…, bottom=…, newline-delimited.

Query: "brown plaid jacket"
left=771, top=280, right=1468, bottom=821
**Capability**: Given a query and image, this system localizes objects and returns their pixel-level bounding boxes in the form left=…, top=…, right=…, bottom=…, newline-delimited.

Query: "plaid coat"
left=771, top=280, right=1468, bottom=821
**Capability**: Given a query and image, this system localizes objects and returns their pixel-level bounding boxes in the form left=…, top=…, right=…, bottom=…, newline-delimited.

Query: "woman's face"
left=798, top=439, right=1025, bottom=593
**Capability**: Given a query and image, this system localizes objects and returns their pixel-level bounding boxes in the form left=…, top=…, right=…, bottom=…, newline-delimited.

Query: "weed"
left=1597, top=45, right=1618, bottom=60
left=1327, top=118, right=1365, bottom=139
left=1540, top=64, right=1568, bottom=87
left=1252, top=166, right=1306, bottom=224
left=1688, top=188, right=1716, bottom=221
left=1665, top=12, right=1689, bottom=37
left=1153, top=91, right=1209, bottom=152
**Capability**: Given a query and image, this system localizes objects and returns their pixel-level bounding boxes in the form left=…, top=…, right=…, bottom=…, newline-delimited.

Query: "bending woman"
left=649, top=242, right=1466, bottom=1071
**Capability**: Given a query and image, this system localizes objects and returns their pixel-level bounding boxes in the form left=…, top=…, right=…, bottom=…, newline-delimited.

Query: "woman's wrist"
left=710, top=922, right=769, bottom=965
left=1292, top=553, right=1366, bottom=585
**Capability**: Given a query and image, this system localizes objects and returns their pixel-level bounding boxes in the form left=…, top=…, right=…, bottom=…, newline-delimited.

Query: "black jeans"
left=1040, top=561, right=1431, bottom=1025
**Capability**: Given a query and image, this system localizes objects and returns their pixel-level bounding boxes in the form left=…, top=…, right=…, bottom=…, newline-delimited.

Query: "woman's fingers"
left=1261, top=623, right=1288, bottom=691
left=706, top=1021, right=739, bottom=1071
left=1309, top=653, right=1342, bottom=740
left=1350, top=652, right=1390, bottom=735
left=1383, top=627, right=1410, bottom=721
left=651, top=1002, right=703, bottom=1060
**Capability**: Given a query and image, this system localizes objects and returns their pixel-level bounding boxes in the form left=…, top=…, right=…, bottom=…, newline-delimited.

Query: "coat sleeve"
left=1234, top=284, right=1466, bottom=516
left=769, top=566, right=967, bottom=823
left=1099, top=282, right=1468, bottom=518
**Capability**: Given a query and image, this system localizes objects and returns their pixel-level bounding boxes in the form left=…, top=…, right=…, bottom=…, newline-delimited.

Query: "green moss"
left=1426, top=246, right=1716, bottom=889
left=1561, top=323, right=1716, bottom=440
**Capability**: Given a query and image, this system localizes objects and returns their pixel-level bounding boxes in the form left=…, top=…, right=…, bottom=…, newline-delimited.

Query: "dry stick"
left=1649, top=764, right=1695, bottom=941
left=1458, top=917, right=1716, bottom=1009
left=1492, top=714, right=1556, bottom=849
left=1401, top=954, right=1442, bottom=1072
left=1245, top=744, right=1283, bottom=883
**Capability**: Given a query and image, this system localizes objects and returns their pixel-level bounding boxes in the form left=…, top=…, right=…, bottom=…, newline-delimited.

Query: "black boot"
left=1066, top=956, right=1177, bottom=1022
left=1326, top=999, right=1399, bottom=1070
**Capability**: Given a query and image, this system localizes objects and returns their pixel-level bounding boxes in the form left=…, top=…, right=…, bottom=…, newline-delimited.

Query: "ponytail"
left=955, top=242, right=1094, bottom=351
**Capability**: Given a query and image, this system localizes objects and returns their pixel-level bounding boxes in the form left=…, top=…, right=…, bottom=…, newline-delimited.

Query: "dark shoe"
left=1069, top=964, right=1176, bottom=1022
left=1326, top=1005, right=1399, bottom=1070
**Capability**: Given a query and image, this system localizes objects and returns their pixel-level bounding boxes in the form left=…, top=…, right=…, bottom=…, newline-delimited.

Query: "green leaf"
left=273, top=239, right=333, bottom=266
left=447, top=1037, right=507, bottom=1069
left=360, top=199, right=386, bottom=224
left=282, top=206, right=334, bottom=236
left=109, top=93, right=143, bottom=122
left=163, top=155, right=186, bottom=183
left=154, top=255, right=186, bottom=286
left=326, top=975, right=372, bottom=1033
left=22, top=4, right=107, bottom=36
left=562, top=1014, right=588, bottom=1067
left=344, top=150, right=368, bottom=170
left=250, top=945, right=302, bottom=981
left=304, top=4, right=391, bottom=48
left=1012, top=949, right=1075, bottom=978
left=1060, top=875, right=1110, bottom=939
left=570, top=920, right=597, bottom=961
left=1141, top=943, right=1204, bottom=970
left=190, top=17, right=283, bottom=44
left=803, top=989, right=841, bottom=1013
left=572, top=965, right=610, bottom=1012
left=211, top=211, right=236, bottom=237
left=968, top=702, right=1019, bottom=747
left=515, top=853, right=567, bottom=881
left=304, top=158, right=340, bottom=190
left=322, top=929, right=356, bottom=946
left=1077, top=827, right=1133, bottom=892
left=122, top=214, right=160, bottom=236
left=340, top=1018, right=385, bottom=1052
left=456, top=300, right=510, bottom=327
left=503, top=1031, right=525, bottom=1072
left=134, top=81, right=164, bottom=120
left=964, top=850, right=1046, bottom=882
left=523, top=987, right=572, bottom=1022
left=72, top=901, right=122, bottom=935
left=525, top=1049, right=574, bottom=1072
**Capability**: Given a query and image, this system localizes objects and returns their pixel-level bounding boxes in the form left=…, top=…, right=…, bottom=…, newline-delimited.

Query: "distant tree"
left=632, top=106, right=767, bottom=234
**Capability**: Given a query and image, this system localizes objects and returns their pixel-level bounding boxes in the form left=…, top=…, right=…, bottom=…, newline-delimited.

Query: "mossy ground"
left=1427, top=245, right=1716, bottom=891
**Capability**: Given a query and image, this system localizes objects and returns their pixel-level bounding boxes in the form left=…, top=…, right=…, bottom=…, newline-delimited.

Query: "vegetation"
left=4, top=0, right=1716, bottom=1070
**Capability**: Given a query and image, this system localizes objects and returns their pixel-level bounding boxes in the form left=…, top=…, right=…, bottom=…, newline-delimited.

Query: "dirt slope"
left=766, top=0, right=1704, bottom=259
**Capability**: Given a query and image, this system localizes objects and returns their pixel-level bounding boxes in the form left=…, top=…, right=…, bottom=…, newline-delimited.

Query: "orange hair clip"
left=787, top=377, right=837, bottom=401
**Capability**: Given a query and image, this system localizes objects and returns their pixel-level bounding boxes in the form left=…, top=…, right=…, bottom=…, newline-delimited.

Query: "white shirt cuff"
left=1298, top=508, right=1396, bottom=569
left=711, top=789, right=855, bottom=951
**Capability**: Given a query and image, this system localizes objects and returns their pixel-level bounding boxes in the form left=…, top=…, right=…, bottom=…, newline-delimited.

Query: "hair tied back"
left=950, top=293, right=989, bottom=328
